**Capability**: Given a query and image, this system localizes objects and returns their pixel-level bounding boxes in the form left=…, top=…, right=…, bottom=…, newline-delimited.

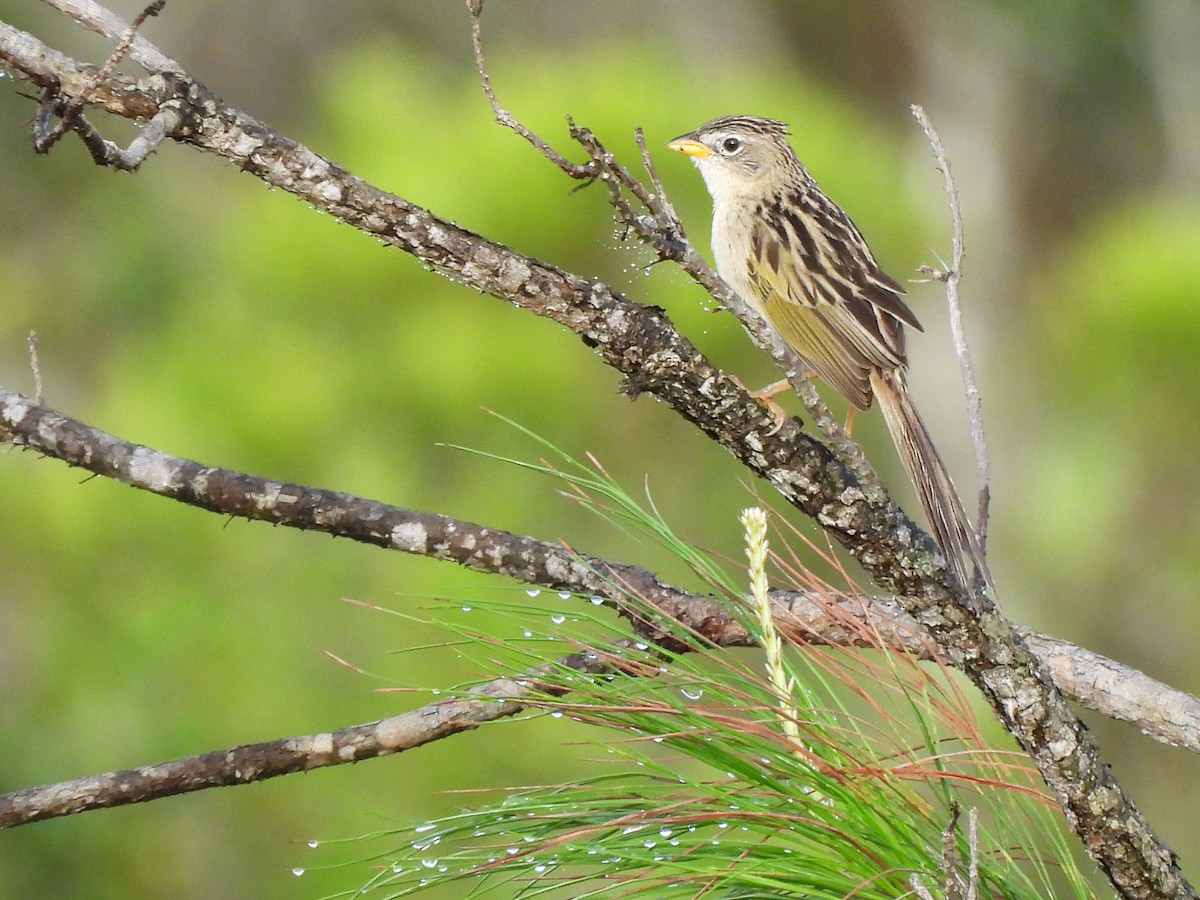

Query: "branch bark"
left=0, top=8, right=1192, bottom=897
left=0, top=653, right=610, bottom=828
left=3, top=388, right=1200, bottom=822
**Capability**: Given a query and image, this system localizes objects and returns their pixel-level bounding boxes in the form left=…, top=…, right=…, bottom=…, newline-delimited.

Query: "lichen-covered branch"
left=0, top=653, right=609, bottom=827
left=3, top=387, right=1199, bottom=753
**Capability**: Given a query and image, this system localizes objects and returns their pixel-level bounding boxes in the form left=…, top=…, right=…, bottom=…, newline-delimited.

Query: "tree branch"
left=2, top=386, right=1198, bottom=755
left=0, top=652, right=611, bottom=827
left=911, top=104, right=991, bottom=545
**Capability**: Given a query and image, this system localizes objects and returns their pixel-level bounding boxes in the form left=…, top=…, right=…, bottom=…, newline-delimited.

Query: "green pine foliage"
left=310, top=431, right=1095, bottom=898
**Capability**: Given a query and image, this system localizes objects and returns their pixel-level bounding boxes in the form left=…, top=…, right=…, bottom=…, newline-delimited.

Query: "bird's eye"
left=720, top=136, right=743, bottom=155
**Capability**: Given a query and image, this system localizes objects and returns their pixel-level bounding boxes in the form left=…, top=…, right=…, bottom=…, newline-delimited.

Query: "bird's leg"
left=749, top=378, right=791, bottom=434
left=844, top=406, right=857, bottom=436
left=750, top=378, right=790, bottom=402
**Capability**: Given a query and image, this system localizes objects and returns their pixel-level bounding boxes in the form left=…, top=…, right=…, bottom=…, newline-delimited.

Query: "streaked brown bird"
left=669, top=115, right=991, bottom=596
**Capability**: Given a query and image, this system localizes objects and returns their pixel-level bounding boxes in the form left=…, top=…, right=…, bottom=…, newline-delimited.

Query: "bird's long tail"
left=871, top=370, right=993, bottom=608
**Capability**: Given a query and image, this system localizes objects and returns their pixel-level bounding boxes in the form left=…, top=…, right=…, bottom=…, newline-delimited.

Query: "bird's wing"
left=746, top=202, right=919, bottom=410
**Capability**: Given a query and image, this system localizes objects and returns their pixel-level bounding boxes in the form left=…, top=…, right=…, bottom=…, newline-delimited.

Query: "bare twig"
left=967, top=806, right=979, bottom=900
left=42, top=0, right=181, bottom=73
left=31, top=1, right=177, bottom=168
left=71, top=0, right=165, bottom=107
left=26, top=331, right=43, bottom=404
left=0, top=651, right=611, bottom=827
left=942, top=803, right=963, bottom=900
left=466, top=0, right=592, bottom=178
left=34, top=93, right=181, bottom=169
left=911, top=105, right=991, bottom=547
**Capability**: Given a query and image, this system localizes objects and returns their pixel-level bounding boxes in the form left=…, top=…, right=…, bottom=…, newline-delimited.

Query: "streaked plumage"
left=669, top=115, right=991, bottom=597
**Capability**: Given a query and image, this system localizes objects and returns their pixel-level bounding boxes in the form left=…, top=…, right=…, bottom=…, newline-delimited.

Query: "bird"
left=668, top=114, right=991, bottom=598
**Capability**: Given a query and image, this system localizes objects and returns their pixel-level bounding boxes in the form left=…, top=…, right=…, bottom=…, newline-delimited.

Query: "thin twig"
left=466, top=0, right=592, bottom=179
left=41, top=0, right=181, bottom=73
left=72, top=0, right=165, bottom=103
left=26, top=331, right=43, bottom=404
left=0, top=651, right=611, bottom=827
left=33, top=0, right=176, bottom=166
left=911, top=105, right=991, bottom=548
left=942, top=802, right=963, bottom=900
left=966, top=806, right=979, bottom=900
left=634, top=127, right=669, bottom=209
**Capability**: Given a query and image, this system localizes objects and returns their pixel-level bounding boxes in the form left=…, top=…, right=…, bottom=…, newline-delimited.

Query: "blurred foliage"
left=2, top=0, right=1200, bottom=897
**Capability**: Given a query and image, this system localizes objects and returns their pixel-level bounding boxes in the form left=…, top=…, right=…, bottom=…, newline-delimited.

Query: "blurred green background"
left=2, top=0, right=1200, bottom=896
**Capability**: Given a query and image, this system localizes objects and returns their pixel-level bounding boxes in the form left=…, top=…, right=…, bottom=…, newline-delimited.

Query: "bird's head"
left=668, top=115, right=798, bottom=201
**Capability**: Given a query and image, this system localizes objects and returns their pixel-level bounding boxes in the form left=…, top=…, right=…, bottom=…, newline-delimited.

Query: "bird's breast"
left=709, top=202, right=759, bottom=309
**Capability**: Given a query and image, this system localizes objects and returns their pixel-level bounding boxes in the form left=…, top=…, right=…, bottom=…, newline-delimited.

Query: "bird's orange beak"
left=667, top=137, right=709, bottom=158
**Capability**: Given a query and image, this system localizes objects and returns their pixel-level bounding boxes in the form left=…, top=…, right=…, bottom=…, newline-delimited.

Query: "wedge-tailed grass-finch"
left=669, top=115, right=991, bottom=597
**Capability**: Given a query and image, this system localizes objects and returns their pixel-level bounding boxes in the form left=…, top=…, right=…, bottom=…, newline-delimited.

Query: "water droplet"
left=680, top=687, right=703, bottom=700
left=717, top=821, right=729, bottom=829
left=634, top=642, right=649, bottom=651
left=306, top=839, right=319, bottom=849
left=421, top=858, right=438, bottom=868
left=506, top=847, right=520, bottom=856
left=522, top=629, right=533, bottom=638
left=461, top=605, right=472, bottom=612
left=550, top=710, right=563, bottom=718
left=589, top=595, right=604, bottom=606
left=391, top=862, right=403, bottom=873
left=550, top=614, right=566, bottom=624
left=659, top=826, right=673, bottom=838
left=526, top=588, right=541, bottom=597
left=642, top=839, right=657, bottom=849
left=415, top=822, right=437, bottom=833
left=292, top=868, right=305, bottom=877
left=557, top=591, right=571, bottom=600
